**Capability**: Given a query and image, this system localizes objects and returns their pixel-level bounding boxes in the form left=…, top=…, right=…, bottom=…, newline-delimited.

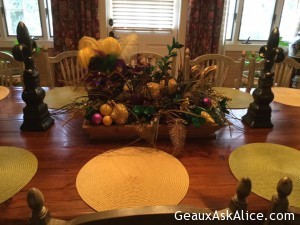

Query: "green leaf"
left=255, top=56, right=263, bottom=61
left=167, top=44, right=172, bottom=53
left=169, top=51, right=177, bottom=57
left=175, top=43, right=184, bottom=49
left=279, top=41, right=289, bottom=47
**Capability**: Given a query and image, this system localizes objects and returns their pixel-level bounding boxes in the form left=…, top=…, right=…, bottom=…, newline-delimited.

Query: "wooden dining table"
left=1, top=86, right=300, bottom=224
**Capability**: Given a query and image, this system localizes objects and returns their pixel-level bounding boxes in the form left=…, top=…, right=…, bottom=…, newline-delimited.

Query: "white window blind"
left=111, top=0, right=176, bottom=31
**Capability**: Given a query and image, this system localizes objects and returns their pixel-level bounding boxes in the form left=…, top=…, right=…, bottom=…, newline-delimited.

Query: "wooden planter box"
left=82, top=120, right=221, bottom=140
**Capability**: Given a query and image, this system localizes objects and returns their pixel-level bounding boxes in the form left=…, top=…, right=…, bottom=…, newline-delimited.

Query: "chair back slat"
left=59, top=60, right=67, bottom=83
left=273, top=57, right=300, bottom=87
left=65, top=58, right=72, bottom=85
left=70, top=57, right=76, bottom=84
left=45, top=50, right=84, bottom=87
left=63, top=58, right=70, bottom=83
left=245, top=54, right=258, bottom=91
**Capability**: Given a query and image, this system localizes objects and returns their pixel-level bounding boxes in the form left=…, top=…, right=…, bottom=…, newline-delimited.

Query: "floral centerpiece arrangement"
left=76, top=36, right=230, bottom=155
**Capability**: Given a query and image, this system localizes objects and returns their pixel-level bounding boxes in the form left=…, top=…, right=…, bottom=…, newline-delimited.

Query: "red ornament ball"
left=203, top=97, right=212, bottom=107
left=91, top=113, right=102, bottom=125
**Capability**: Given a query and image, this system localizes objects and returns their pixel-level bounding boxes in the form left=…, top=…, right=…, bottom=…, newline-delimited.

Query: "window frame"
left=225, top=0, right=295, bottom=51
left=0, top=0, right=53, bottom=48
left=225, top=0, right=237, bottom=41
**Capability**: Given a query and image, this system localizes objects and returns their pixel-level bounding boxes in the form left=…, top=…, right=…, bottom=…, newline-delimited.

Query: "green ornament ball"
left=143, top=106, right=155, bottom=115
left=192, top=117, right=200, bottom=127
left=132, top=105, right=143, bottom=116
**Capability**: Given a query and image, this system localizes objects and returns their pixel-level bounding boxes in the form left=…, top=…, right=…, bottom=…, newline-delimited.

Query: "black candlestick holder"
left=242, top=27, right=285, bottom=128
left=12, top=21, right=54, bottom=131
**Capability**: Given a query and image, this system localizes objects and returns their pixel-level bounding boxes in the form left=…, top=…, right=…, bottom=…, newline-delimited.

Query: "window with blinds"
left=111, top=0, right=176, bottom=32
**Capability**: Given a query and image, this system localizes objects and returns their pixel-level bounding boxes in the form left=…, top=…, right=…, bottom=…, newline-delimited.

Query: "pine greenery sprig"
left=153, top=37, right=184, bottom=82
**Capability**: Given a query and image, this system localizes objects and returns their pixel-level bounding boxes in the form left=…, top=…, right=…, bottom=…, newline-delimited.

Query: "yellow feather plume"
left=78, top=36, right=102, bottom=51
left=102, top=37, right=122, bottom=55
left=77, top=47, right=96, bottom=71
left=119, top=34, right=138, bottom=62
left=77, top=34, right=137, bottom=71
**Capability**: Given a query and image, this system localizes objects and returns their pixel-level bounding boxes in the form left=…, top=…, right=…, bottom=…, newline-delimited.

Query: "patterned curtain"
left=185, top=0, right=225, bottom=59
left=51, top=0, right=100, bottom=53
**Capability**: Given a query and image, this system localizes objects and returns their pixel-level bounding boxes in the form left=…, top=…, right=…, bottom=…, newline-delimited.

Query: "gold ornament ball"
left=159, top=78, right=177, bottom=95
left=100, top=104, right=113, bottom=116
left=110, top=103, right=129, bottom=125
left=123, top=84, right=130, bottom=91
left=103, top=116, right=113, bottom=126
left=147, top=82, right=161, bottom=98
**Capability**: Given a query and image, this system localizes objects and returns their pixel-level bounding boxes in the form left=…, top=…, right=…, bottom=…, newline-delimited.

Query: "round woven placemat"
left=76, top=147, right=189, bottom=211
left=0, top=146, right=38, bottom=204
left=214, top=87, right=253, bottom=109
left=272, top=87, right=300, bottom=107
left=0, top=86, right=9, bottom=101
left=44, top=86, right=87, bottom=109
left=229, top=143, right=300, bottom=207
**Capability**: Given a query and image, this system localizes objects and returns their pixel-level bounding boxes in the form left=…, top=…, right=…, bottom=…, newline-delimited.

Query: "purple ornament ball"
left=91, top=113, right=102, bottom=125
left=203, top=97, right=212, bottom=107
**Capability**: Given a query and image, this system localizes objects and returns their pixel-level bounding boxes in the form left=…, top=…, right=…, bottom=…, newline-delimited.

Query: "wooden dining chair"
left=183, top=49, right=245, bottom=89
left=27, top=177, right=252, bottom=225
left=242, top=56, right=300, bottom=90
left=26, top=177, right=300, bottom=225
left=0, top=51, right=24, bottom=86
left=129, top=51, right=177, bottom=77
left=44, top=50, right=85, bottom=87
left=273, top=57, right=300, bottom=87
left=263, top=177, right=300, bottom=225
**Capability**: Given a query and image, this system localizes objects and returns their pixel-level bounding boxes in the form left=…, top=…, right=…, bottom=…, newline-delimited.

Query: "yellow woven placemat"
left=214, top=87, right=253, bottom=109
left=0, top=86, right=9, bottom=101
left=229, top=143, right=300, bottom=207
left=0, top=146, right=38, bottom=204
left=76, top=147, right=189, bottom=211
left=44, top=86, right=87, bottom=109
left=272, top=87, right=300, bottom=107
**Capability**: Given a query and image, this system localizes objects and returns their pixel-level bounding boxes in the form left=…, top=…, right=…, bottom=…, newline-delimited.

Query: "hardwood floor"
left=1, top=87, right=300, bottom=224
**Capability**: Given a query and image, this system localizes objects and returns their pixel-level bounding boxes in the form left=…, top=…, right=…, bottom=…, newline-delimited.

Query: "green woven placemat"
left=76, top=147, right=189, bottom=211
left=0, top=146, right=38, bottom=203
left=214, top=87, right=253, bottom=109
left=44, top=86, right=87, bottom=109
left=229, top=143, right=300, bottom=207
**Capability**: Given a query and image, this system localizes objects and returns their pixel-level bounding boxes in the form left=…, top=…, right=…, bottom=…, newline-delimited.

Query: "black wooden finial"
left=12, top=21, right=54, bottom=131
left=27, top=188, right=51, bottom=225
left=259, top=27, right=285, bottom=73
left=229, top=177, right=252, bottom=212
left=12, top=22, right=34, bottom=65
left=242, top=27, right=285, bottom=128
left=264, top=177, right=293, bottom=225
